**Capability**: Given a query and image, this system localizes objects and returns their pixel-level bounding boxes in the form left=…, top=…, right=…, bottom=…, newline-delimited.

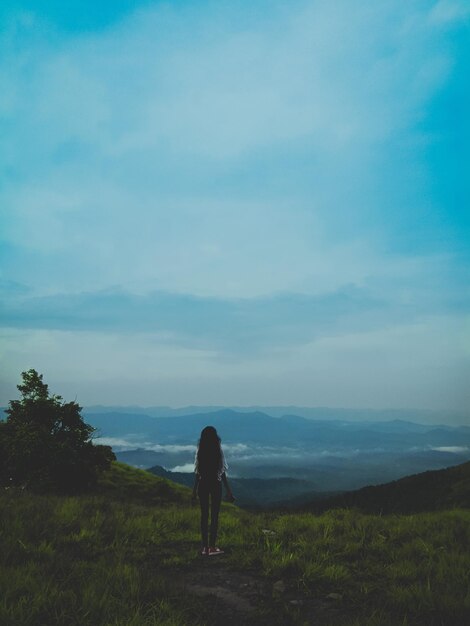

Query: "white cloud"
left=92, top=437, right=141, bottom=449
left=91, top=437, right=197, bottom=455
left=168, top=463, right=194, bottom=473
left=146, top=444, right=196, bottom=454
left=223, top=443, right=249, bottom=454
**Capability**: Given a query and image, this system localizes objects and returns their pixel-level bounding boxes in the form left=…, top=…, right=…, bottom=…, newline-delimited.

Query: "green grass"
left=1, top=462, right=469, bottom=625
left=249, top=508, right=470, bottom=624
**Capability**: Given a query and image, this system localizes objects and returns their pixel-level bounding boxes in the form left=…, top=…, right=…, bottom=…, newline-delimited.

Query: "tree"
left=0, top=369, right=115, bottom=492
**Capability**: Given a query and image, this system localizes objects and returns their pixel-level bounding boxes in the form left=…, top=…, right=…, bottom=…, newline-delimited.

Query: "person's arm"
left=221, top=472, right=235, bottom=503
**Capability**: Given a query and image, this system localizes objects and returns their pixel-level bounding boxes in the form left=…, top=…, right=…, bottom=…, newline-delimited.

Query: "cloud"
left=1, top=261, right=468, bottom=355
left=146, top=443, right=196, bottom=454
left=168, top=463, right=194, bottom=473
left=92, top=436, right=142, bottom=449
left=92, top=436, right=197, bottom=454
left=1, top=0, right=466, bottom=299
left=0, top=1, right=468, bottom=410
left=223, top=443, right=249, bottom=454
left=2, top=1, right=452, bottom=158
left=0, top=281, right=445, bottom=354
left=0, top=284, right=378, bottom=348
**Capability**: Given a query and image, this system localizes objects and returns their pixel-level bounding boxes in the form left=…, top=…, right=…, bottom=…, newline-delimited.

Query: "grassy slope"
left=0, top=462, right=469, bottom=625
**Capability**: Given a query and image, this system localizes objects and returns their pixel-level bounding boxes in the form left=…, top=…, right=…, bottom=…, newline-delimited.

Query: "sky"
left=0, top=0, right=469, bottom=414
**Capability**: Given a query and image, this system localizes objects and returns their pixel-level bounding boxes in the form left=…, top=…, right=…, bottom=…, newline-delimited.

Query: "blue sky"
left=1, top=0, right=469, bottom=412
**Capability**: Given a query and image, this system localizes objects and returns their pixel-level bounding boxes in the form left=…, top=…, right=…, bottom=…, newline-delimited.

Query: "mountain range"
left=81, top=404, right=469, bottom=425
left=75, top=407, right=470, bottom=504
left=82, top=408, right=470, bottom=449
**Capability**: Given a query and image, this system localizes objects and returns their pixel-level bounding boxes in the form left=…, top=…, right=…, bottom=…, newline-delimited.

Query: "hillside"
left=303, top=461, right=470, bottom=514
left=1, top=461, right=470, bottom=625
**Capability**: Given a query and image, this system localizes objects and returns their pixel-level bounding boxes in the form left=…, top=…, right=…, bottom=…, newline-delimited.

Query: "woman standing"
left=192, top=426, right=235, bottom=556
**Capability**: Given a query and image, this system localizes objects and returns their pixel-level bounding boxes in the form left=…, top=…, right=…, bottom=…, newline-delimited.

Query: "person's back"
left=192, top=425, right=235, bottom=556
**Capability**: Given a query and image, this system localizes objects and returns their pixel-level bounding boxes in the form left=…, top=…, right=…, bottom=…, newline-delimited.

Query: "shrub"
left=0, top=369, right=115, bottom=493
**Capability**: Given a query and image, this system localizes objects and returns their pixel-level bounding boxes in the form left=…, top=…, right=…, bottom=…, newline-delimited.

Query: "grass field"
left=1, top=462, right=469, bottom=625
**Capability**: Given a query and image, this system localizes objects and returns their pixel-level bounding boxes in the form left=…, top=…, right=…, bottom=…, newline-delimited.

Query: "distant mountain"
left=303, top=461, right=470, bottom=514
left=84, top=408, right=470, bottom=451
left=87, top=409, right=470, bottom=497
left=82, top=404, right=469, bottom=425
left=3, top=404, right=468, bottom=428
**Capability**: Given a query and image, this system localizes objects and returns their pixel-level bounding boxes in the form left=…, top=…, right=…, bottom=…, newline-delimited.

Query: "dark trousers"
left=198, top=478, right=222, bottom=547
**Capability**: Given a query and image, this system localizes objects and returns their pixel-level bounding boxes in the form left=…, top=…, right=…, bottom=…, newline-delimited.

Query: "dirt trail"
left=177, top=551, right=342, bottom=625
left=179, top=555, right=268, bottom=625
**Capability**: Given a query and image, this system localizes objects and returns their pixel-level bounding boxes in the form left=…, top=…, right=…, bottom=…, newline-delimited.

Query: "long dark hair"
left=196, top=426, right=222, bottom=478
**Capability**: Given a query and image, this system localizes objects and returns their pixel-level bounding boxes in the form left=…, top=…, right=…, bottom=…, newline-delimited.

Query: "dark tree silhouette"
left=0, top=369, right=115, bottom=492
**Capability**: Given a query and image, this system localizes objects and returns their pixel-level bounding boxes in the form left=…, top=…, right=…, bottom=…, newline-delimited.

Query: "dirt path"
left=179, top=555, right=268, bottom=625
left=177, top=551, right=342, bottom=625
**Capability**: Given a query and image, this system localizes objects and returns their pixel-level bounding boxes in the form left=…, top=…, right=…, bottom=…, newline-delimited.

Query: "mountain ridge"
left=80, top=404, right=469, bottom=425
left=83, top=409, right=470, bottom=447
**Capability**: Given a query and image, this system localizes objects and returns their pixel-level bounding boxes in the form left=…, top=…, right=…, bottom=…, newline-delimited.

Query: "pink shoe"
left=208, top=547, right=224, bottom=556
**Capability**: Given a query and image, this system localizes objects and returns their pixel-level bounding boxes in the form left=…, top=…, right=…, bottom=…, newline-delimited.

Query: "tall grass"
left=0, top=463, right=207, bottom=625
left=244, top=508, right=470, bottom=624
